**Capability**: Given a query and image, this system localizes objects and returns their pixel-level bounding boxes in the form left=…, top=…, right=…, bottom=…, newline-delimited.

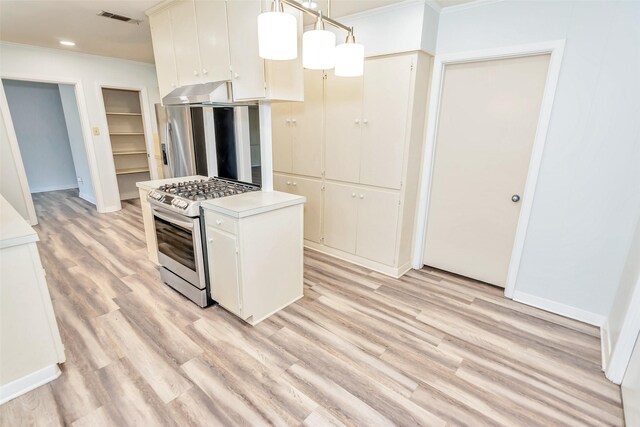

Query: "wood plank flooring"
left=0, top=189, right=624, bottom=426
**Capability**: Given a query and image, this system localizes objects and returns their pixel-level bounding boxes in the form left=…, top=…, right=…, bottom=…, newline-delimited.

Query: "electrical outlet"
left=92, top=127, right=100, bottom=136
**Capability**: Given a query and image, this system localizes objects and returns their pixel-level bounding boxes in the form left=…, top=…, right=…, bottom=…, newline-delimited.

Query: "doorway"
left=413, top=41, right=565, bottom=295
left=2, top=79, right=95, bottom=215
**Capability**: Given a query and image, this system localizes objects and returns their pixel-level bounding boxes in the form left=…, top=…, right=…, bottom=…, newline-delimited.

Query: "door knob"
left=512, top=194, right=521, bottom=203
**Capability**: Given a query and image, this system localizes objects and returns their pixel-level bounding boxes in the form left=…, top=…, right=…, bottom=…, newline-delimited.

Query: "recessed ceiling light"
left=60, top=40, right=75, bottom=46
left=303, top=1, right=318, bottom=9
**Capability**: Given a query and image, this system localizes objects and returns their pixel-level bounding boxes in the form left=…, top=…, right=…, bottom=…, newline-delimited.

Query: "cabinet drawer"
left=204, top=210, right=237, bottom=235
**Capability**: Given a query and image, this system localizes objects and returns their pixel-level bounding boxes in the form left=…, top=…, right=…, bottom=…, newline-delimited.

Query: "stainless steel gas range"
left=147, top=177, right=260, bottom=307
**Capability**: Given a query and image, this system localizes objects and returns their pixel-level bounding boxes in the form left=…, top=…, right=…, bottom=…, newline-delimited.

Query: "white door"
left=324, top=72, right=363, bottom=183
left=424, top=54, right=551, bottom=287
left=195, top=0, right=231, bottom=83
left=356, top=188, right=400, bottom=265
left=292, top=70, right=324, bottom=178
left=207, top=227, right=243, bottom=317
left=149, top=10, right=178, bottom=97
left=169, top=1, right=202, bottom=86
left=360, top=55, right=413, bottom=190
left=271, top=103, right=292, bottom=173
left=323, top=182, right=357, bottom=254
left=227, top=0, right=266, bottom=100
left=292, top=177, right=323, bottom=243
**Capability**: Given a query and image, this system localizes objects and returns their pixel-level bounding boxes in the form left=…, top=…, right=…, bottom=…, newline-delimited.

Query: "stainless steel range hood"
left=162, top=81, right=232, bottom=105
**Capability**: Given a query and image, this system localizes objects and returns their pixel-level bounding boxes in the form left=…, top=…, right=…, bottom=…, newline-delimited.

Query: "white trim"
left=30, top=184, right=79, bottom=193
left=0, top=364, right=61, bottom=405
left=258, top=102, right=274, bottom=191
left=512, top=290, right=605, bottom=327
left=79, top=191, right=96, bottom=205
left=440, top=0, right=504, bottom=14
left=0, top=73, right=105, bottom=214
left=0, top=83, right=37, bottom=225
left=412, top=40, right=566, bottom=301
left=330, top=0, right=426, bottom=21
left=601, top=320, right=611, bottom=371
left=606, top=276, right=640, bottom=384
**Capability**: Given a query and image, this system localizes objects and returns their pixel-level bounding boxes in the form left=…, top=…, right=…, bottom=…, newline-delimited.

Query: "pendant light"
left=257, top=0, right=297, bottom=60
left=303, top=12, right=336, bottom=70
left=335, top=30, right=364, bottom=77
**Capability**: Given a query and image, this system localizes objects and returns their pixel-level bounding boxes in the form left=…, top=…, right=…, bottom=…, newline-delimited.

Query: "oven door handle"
left=152, top=208, right=194, bottom=230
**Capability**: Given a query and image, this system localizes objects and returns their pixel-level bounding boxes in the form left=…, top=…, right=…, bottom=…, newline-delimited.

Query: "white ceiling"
left=0, top=0, right=475, bottom=64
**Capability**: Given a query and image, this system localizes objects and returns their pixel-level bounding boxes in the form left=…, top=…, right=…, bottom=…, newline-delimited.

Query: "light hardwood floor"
left=0, top=190, right=623, bottom=426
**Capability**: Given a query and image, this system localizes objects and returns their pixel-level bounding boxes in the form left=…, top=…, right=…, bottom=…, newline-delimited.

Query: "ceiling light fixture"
left=303, top=12, right=335, bottom=70
left=335, top=30, right=364, bottom=77
left=257, top=0, right=298, bottom=60
left=59, top=40, right=76, bottom=46
left=258, top=0, right=364, bottom=76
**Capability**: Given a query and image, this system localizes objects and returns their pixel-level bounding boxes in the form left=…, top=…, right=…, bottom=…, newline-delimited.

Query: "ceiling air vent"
left=97, top=10, right=142, bottom=25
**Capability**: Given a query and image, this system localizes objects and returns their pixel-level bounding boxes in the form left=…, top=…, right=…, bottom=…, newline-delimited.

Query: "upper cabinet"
left=147, top=0, right=302, bottom=102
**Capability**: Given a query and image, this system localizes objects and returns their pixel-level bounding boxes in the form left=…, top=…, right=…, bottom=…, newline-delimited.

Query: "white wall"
left=3, top=79, right=78, bottom=193
left=59, top=84, right=95, bottom=203
left=0, top=90, right=33, bottom=222
left=436, top=0, right=640, bottom=319
left=0, top=42, right=160, bottom=212
left=322, top=0, right=438, bottom=56
left=623, top=335, right=640, bottom=426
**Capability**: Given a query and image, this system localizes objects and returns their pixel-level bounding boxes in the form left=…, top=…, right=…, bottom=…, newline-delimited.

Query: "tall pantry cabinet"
left=273, top=51, right=432, bottom=277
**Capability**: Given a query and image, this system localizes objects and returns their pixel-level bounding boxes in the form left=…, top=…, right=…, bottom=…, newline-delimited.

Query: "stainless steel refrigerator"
left=155, top=103, right=262, bottom=186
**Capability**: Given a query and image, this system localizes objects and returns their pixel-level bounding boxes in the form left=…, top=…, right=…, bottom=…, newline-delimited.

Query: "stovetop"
left=148, top=177, right=260, bottom=217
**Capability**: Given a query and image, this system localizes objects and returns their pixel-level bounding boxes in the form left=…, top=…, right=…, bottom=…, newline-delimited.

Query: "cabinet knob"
left=234, top=72, right=240, bottom=79
left=292, top=119, right=297, bottom=124
left=286, top=119, right=291, bottom=124
left=351, top=192, right=356, bottom=198
left=202, top=69, right=208, bottom=75
left=171, top=83, right=176, bottom=88
left=207, top=238, right=213, bottom=243
left=286, top=181, right=291, bottom=185
left=215, top=219, right=222, bottom=225
left=293, top=182, right=297, bottom=186
left=359, top=194, right=364, bottom=199
left=193, top=70, right=199, bottom=76
left=355, top=119, right=360, bottom=124
left=363, top=119, right=369, bottom=124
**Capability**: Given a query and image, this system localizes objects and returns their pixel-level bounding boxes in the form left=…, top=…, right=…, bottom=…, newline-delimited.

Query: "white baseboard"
left=98, top=204, right=121, bottom=213
left=0, top=364, right=61, bottom=405
left=601, top=320, right=611, bottom=371
left=30, top=184, right=78, bottom=193
left=78, top=192, right=96, bottom=205
left=512, top=290, right=605, bottom=326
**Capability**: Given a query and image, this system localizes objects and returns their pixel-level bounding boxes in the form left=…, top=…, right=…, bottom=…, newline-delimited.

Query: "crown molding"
left=440, top=0, right=504, bottom=14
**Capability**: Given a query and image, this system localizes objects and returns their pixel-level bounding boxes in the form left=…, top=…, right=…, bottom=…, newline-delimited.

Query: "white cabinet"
left=195, top=0, right=231, bottom=83
left=325, top=55, right=413, bottom=190
left=146, top=0, right=302, bottom=102
left=149, top=8, right=178, bottom=97
left=202, top=191, right=304, bottom=325
left=271, top=70, right=323, bottom=177
left=170, top=0, right=202, bottom=86
left=324, top=182, right=400, bottom=265
left=274, top=173, right=322, bottom=243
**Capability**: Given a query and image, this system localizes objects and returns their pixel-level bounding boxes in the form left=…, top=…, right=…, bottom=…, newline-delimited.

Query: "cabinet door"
left=360, top=55, right=414, bottom=190
left=323, top=182, right=357, bottom=254
left=356, top=188, right=400, bottom=265
left=195, top=0, right=231, bottom=83
left=207, top=227, right=243, bottom=317
left=291, top=177, right=322, bottom=243
left=149, top=10, right=178, bottom=97
left=324, top=71, right=363, bottom=183
left=292, top=70, right=323, bottom=178
left=227, top=0, right=266, bottom=100
left=273, top=173, right=293, bottom=192
left=170, top=0, right=202, bottom=86
left=271, top=103, right=293, bottom=173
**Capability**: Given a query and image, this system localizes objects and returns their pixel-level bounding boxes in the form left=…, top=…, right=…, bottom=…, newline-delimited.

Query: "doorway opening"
left=2, top=79, right=96, bottom=221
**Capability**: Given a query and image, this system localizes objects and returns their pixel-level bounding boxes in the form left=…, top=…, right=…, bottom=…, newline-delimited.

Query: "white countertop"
left=201, top=191, right=305, bottom=218
left=0, top=195, right=38, bottom=249
left=136, top=175, right=209, bottom=191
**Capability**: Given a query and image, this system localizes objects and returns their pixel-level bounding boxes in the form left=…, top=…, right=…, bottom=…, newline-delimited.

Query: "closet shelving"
left=102, top=88, right=151, bottom=200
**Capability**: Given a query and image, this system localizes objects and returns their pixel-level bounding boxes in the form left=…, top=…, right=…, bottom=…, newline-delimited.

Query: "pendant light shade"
left=257, top=7, right=297, bottom=60
left=303, top=14, right=336, bottom=70
left=335, top=32, right=364, bottom=77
